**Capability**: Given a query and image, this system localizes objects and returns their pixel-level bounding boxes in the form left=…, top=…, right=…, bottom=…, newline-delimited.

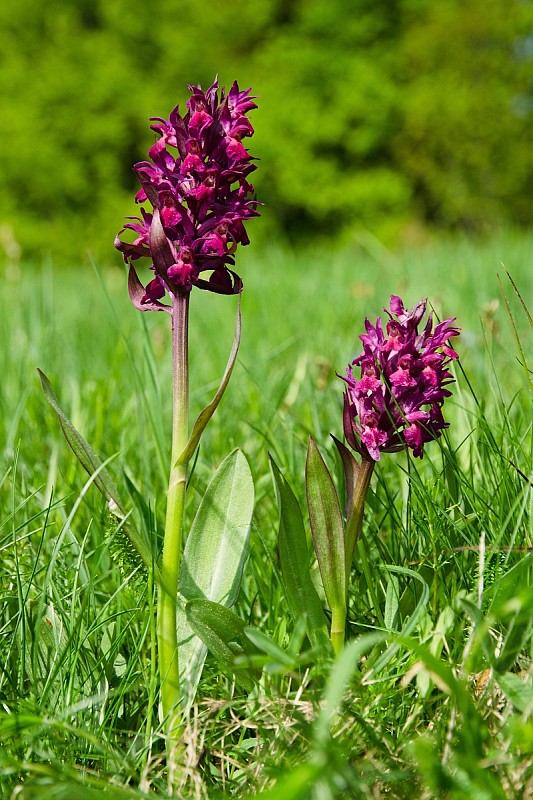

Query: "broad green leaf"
left=186, top=598, right=249, bottom=645
left=177, top=448, right=254, bottom=706
left=179, top=448, right=253, bottom=605
left=175, top=298, right=241, bottom=467
left=38, top=369, right=153, bottom=572
left=270, top=457, right=328, bottom=650
left=305, top=438, right=346, bottom=615
left=185, top=599, right=257, bottom=692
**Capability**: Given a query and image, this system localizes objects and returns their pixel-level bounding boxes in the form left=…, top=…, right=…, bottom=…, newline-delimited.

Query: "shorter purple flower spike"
left=341, top=297, right=460, bottom=461
left=115, top=78, right=260, bottom=309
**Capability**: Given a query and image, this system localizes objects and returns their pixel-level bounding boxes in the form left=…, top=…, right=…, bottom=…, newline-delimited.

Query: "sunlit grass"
left=0, top=231, right=531, bottom=798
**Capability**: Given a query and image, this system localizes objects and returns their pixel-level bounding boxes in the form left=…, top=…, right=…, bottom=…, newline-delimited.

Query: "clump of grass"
left=0, top=233, right=531, bottom=798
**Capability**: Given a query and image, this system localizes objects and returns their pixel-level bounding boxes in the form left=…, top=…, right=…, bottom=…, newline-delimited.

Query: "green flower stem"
left=344, top=458, right=375, bottom=584
left=158, top=291, right=190, bottom=738
left=330, top=457, right=375, bottom=655
left=330, top=602, right=347, bottom=656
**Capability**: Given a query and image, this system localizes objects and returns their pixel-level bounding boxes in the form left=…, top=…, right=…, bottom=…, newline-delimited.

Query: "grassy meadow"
left=0, top=230, right=532, bottom=799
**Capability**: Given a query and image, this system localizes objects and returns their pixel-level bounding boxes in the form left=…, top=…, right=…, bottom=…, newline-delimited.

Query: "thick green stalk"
left=330, top=603, right=346, bottom=656
left=330, top=457, right=374, bottom=654
left=157, top=291, right=189, bottom=738
left=344, top=457, right=375, bottom=584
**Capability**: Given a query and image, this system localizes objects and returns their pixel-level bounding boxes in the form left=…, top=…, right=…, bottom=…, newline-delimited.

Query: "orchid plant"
left=40, top=79, right=260, bottom=750
left=38, top=77, right=463, bottom=790
left=273, top=296, right=460, bottom=655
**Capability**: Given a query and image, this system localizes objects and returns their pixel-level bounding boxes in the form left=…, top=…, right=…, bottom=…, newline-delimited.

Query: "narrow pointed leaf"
left=38, top=370, right=154, bottom=572
left=175, top=297, right=241, bottom=467
left=505, top=270, right=532, bottom=325
left=314, top=634, right=384, bottom=747
left=365, top=566, right=429, bottom=678
left=39, top=369, right=124, bottom=512
left=177, top=448, right=254, bottom=705
left=305, top=438, right=346, bottom=613
left=243, top=627, right=296, bottom=668
left=270, top=457, right=328, bottom=649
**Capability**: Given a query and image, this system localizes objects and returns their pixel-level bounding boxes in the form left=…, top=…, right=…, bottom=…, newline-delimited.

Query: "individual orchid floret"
left=341, top=296, right=460, bottom=461
left=115, top=78, right=260, bottom=309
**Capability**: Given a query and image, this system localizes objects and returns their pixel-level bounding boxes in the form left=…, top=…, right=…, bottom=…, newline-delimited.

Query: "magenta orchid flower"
left=113, top=79, right=261, bottom=747
left=115, top=78, right=260, bottom=308
left=342, top=296, right=460, bottom=461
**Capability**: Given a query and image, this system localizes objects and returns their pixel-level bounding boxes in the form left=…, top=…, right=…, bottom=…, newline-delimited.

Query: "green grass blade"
left=497, top=272, right=533, bottom=394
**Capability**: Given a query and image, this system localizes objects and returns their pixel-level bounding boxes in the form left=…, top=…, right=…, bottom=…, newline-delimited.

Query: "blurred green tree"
left=248, top=0, right=412, bottom=244
left=394, top=0, right=533, bottom=231
left=0, top=0, right=530, bottom=264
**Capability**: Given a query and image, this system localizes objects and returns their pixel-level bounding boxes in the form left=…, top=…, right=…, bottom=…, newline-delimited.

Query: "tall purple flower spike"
left=115, top=78, right=260, bottom=308
left=341, top=296, right=460, bottom=460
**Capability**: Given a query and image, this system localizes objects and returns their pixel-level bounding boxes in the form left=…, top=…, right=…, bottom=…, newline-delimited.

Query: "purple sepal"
left=194, top=267, right=243, bottom=295
left=128, top=265, right=171, bottom=313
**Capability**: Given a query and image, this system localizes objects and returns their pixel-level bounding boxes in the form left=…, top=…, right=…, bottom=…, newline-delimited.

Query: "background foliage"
left=0, top=0, right=531, bottom=265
